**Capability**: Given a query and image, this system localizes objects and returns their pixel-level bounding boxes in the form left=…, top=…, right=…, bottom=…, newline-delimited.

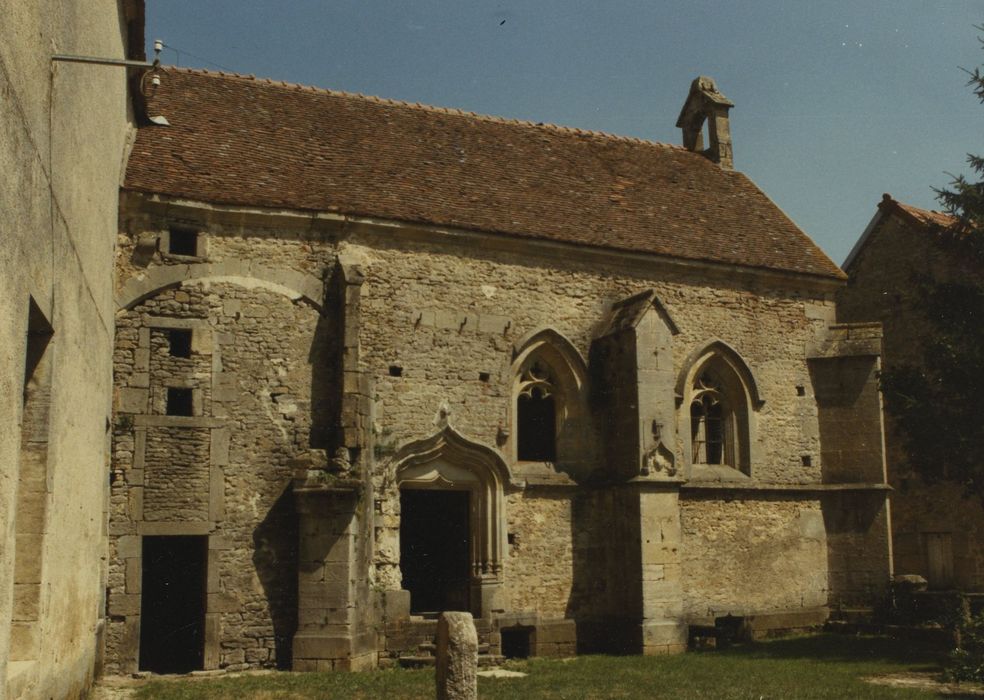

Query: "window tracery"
left=508, top=328, right=591, bottom=477
left=690, top=371, right=734, bottom=466
left=516, top=361, right=557, bottom=461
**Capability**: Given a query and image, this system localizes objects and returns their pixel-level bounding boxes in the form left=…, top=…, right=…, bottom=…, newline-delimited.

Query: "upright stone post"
left=435, top=611, right=478, bottom=700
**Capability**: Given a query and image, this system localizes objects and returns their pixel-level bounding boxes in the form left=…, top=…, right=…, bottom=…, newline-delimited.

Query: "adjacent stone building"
left=102, top=68, right=894, bottom=673
left=839, top=195, right=984, bottom=591
left=0, top=1, right=143, bottom=697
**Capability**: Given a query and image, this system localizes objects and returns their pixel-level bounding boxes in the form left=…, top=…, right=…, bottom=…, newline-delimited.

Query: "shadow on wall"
left=567, top=489, right=640, bottom=654
left=252, top=486, right=299, bottom=670
left=822, top=492, right=889, bottom=607
left=308, top=302, right=339, bottom=451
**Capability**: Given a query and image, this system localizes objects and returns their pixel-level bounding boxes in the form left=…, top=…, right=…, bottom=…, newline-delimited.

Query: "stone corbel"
left=641, top=421, right=678, bottom=478
left=290, top=449, right=362, bottom=494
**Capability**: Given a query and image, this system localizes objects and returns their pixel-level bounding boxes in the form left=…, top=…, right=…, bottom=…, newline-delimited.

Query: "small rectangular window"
left=168, top=227, right=199, bottom=256
left=166, top=387, right=194, bottom=416
left=168, top=329, right=193, bottom=358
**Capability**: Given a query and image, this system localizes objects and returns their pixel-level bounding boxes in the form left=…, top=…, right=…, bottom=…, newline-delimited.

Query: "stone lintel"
left=143, top=315, right=208, bottom=330
left=137, top=521, right=213, bottom=536
left=132, top=415, right=226, bottom=429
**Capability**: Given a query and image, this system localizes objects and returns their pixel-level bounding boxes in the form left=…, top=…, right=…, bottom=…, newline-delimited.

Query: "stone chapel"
left=104, top=68, right=893, bottom=673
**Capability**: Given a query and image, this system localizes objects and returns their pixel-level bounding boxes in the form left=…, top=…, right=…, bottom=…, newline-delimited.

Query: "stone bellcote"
left=676, top=76, right=734, bottom=170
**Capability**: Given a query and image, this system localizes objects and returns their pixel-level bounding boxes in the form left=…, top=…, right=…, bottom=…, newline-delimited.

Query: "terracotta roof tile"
left=880, top=194, right=959, bottom=230
left=124, top=67, right=845, bottom=280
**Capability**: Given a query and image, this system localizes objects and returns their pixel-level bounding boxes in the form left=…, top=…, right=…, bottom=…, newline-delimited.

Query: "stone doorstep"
left=419, top=642, right=491, bottom=655
left=742, top=608, right=829, bottom=634
left=687, top=608, right=830, bottom=648
left=399, top=654, right=504, bottom=669
left=394, top=619, right=503, bottom=669
left=390, top=616, right=579, bottom=663
left=828, top=607, right=875, bottom=624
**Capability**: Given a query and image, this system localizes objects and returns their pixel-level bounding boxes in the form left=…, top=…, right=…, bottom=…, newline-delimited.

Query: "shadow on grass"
left=716, top=633, right=946, bottom=669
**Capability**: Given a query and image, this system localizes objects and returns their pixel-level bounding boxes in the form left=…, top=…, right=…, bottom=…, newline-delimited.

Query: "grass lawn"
left=132, top=634, right=968, bottom=699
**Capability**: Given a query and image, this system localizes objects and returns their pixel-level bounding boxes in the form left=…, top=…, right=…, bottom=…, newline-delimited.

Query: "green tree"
left=934, top=32, right=984, bottom=239
left=879, top=32, right=984, bottom=501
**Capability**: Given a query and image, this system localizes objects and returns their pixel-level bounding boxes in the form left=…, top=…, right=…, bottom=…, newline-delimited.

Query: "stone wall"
left=0, top=2, right=136, bottom=697
left=822, top=491, right=892, bottom=605
left=351, top=234, right=830, bottom=486
left=679, top=495, right=828, bottom=619
left=107, top=279, right=330, bottom=672
left=111, top=198, right=882, bottom=665
left=891, top=480, right=984, bottom=591
left=504, top=491, right=574, bottom=617
left=838, top=212, right=984, bottom=591
left=348, top=231, right=834, bottom=615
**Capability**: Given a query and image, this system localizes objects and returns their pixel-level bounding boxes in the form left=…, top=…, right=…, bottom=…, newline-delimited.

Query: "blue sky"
left=146, top=1, right=983, bottom=265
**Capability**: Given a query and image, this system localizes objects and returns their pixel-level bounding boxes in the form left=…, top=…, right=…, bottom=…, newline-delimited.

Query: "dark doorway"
left=400, top=489, right=470, bottom=615
left=140, top=536, right=208, bottom=673
left=501, top=626, right=533, bottom=659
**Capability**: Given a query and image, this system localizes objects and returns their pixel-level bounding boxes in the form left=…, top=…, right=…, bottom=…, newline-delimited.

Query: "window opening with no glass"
left=168, top=328, right=192, bottom=357
left=691, top=371, right=733, bottom=466
left=516, top=361, right=556, bottom=461
left=166, top=387, right=194, bottom=416
left=168, top=227, right=199, bottom=256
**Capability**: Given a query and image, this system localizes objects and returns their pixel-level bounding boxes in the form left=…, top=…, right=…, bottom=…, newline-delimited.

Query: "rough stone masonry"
left=102, top=68, right=893, bottom=673
left=436, top=612, right=478, bottom=700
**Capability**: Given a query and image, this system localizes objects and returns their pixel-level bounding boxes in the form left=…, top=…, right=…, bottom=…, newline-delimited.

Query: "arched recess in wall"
left=391, top=424, right=517, bottom=583
left=509, top=327, right=592, bottom=480
left=116, top=262, right=325, bottom=312
left=116, top=262, right=333, bottom=448
left=676, top=340, right=764, bottom=477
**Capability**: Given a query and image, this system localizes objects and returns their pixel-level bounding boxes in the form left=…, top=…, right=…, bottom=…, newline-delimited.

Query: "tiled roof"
left=843, top=194, right=965, bottom=271
left=124, top=67, right=845, bottom=280
left=880, top=194, right=958, bottom=230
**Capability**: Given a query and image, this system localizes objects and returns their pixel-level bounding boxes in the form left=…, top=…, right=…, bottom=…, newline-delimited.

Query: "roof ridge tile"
left=159, top=64, right=677, bottom=149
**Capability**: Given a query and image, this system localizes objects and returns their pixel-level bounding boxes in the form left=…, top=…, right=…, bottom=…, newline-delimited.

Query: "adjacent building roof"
left=843, top=194, right=959, bottom=271
left=124, top=67, right=845, bottom=280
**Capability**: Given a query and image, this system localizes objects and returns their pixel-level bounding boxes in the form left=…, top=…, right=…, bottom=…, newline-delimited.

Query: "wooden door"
left=925, top=532, right=954, bottom=589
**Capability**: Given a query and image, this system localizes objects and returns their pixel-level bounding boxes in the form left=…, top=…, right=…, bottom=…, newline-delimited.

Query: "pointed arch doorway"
left=393, top=424, right=515, bottom=618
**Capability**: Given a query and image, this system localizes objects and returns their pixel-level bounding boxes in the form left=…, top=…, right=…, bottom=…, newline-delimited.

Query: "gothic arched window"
left=516, top=361, right=556, bottom=461
left=509, top=328, right=592, bottom=479
left=690, top=371, right=735, bottom=467
left=679, top=342, right=761, bottom=477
